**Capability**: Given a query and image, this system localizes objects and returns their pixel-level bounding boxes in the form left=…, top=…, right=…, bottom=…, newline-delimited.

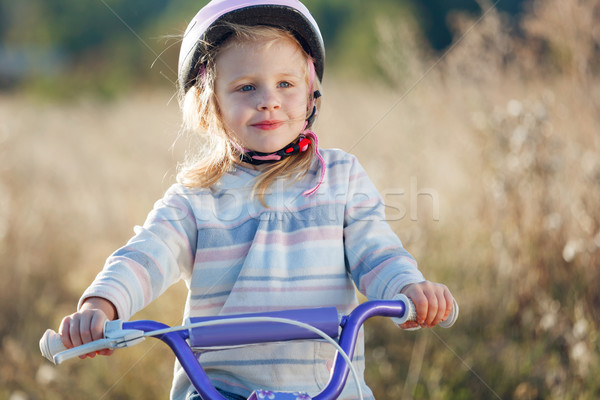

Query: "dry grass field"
left=2, top=1, right=599, bottom=399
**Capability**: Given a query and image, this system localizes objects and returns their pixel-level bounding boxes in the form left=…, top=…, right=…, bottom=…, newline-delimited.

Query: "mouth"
left=251, top=120, right=285, bottom=131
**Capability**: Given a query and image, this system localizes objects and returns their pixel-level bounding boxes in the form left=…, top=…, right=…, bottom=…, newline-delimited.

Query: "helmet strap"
left=306, top=90, right=322, bottom=128
left=238, top=135, right=311, bottom=165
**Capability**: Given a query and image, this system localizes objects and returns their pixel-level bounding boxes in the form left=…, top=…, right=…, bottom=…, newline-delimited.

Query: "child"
left=58, top=1, right=455, bottom=399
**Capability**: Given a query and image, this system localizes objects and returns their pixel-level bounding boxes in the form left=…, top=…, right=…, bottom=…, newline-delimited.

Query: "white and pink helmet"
left=178, top=0, right=325, bottom=96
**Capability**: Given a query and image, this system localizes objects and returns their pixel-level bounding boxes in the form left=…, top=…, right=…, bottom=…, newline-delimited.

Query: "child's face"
left=214, top=36, right=309, bottom=153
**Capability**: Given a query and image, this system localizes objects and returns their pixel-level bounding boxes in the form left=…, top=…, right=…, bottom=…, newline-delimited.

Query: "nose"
left=257, top=88, right=280, bottom=111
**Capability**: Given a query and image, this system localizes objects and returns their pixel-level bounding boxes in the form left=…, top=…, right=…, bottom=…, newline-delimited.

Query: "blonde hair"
left=177, top=23, right=322, bottom=203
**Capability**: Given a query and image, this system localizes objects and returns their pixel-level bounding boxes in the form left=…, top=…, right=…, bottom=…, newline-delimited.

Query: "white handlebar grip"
left=391, top=293, right=417, bottom=325
left=438, top=299, right=459, bottom=328
left=40, top=329, right=67, bottom=364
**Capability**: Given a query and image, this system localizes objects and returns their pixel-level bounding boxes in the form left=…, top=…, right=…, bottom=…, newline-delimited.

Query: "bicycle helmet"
left=178, top=0, right=325, bottom=96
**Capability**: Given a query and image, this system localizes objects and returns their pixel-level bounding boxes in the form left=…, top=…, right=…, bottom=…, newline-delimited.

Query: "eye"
left=278, top=81, right=292, bottom=88
left=239, top=84, right=255, bottom=92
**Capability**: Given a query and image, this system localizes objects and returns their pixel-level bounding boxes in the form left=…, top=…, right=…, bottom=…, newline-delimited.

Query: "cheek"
left=288, top=93, right=310, bottom=117
left=216, top=94, right=244, bottom=126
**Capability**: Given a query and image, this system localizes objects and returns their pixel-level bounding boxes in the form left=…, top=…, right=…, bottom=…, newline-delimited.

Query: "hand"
left=58, top=297, right=117, bottom=359
left=399, top=281, right=454, bottom=329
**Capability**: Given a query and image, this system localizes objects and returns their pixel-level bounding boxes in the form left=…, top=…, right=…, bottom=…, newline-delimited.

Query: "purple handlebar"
left=187, top=307, right=340, bottom=347
left=123, top=300, right=407, bottom=400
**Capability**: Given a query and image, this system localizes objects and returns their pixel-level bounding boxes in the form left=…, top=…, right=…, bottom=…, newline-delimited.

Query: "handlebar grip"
left=40, top=329, right=67, bottom=364
left=390, top=294, right=417, bottom=325
left=391, top=294, right=459, bottom=329
left=438, top=298, right=459, bottom=328
left=39, top=328, right=117, bottom=364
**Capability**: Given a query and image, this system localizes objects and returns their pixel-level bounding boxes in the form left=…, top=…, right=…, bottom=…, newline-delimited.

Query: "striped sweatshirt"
left=79, top=148, right=425, bottom=400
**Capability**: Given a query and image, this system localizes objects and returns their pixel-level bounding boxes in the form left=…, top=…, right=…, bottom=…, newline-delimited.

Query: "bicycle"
left=40, top=294, right=458, bottom=400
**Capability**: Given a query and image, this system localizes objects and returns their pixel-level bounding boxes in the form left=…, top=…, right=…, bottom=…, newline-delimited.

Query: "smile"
left=251, top=120, right=285, bottom=130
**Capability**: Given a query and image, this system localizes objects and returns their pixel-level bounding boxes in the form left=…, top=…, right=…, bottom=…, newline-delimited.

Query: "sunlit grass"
left=2, top=1, right=599, bottom=399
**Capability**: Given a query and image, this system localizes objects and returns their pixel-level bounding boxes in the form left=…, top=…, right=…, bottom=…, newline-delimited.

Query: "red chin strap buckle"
left=286, top=137, right=311, bottom=154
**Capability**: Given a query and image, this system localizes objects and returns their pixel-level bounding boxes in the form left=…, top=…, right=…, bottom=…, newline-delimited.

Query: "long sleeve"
left=343, top=156, right=425, bottom=300
left=78, top=186, right=198, bottom=320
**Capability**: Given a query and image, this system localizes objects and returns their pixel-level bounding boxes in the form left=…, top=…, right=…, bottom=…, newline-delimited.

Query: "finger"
left=69, top=314, right=84, bottom=348
left=423, top=290, right=439, bottom=327
left=431, top=290, right=447, bottom=327
left=81, top=311, right=107, bottom=358
left=400, top=320, right=419, bottom=330
left=411, top=290, right=429, bottom=326
left=90, top=311, right=107, bottom=342
left=78, top=311, right=94, bottom=344
left=89, top=312, right=110, bottom=356
left=97, top=349, right=114, bottom=356
left=59, top=316, right=74, bottom=349
left=400, top=321, right=420, bottom=329
left=443, top=289, right=454, bottom=320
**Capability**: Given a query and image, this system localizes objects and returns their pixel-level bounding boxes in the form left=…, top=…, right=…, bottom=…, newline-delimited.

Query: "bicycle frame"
left=40, top=295, right=458, bottom=400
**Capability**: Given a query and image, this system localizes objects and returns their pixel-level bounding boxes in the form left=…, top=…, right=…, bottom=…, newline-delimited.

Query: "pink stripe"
left=252, top=154, right=281, bottom=161
left=110, top=255, right=154, bottom=303
left=196, top=243, right=251, bottom=262
left=128, top=262, right=153, bottom=304
left=348, top=170, right=368, bottom=183
left=350, top=246, right=398, bottom=271
left=358, top=255, right=417, bottom=292
left=253, top=226, right=341, bottom=246
left=358, top=259, right=394, bottom=293
left=350, top=245, right=396, bottom=271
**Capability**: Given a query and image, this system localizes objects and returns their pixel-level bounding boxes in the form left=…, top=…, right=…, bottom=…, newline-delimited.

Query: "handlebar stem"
left=313, top=301, right=406, bottom=400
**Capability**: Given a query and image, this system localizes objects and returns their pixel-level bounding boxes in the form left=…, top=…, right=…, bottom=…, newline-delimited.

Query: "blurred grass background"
left=1, top=0, right=600, bottom=399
